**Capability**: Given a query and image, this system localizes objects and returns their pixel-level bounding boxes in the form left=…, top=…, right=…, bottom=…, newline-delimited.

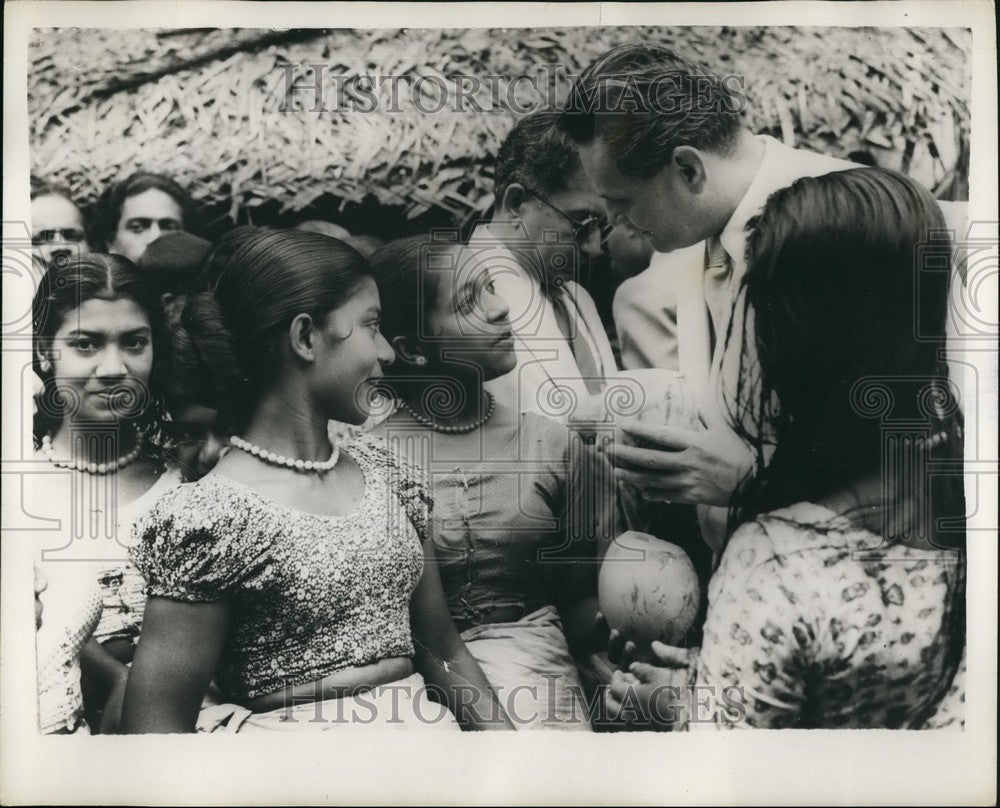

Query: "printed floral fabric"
left=35, top=564, right=103, bottom=733
left=690, top=502, right=965, bottom=729
left=130, top=434, right=429, bottom=701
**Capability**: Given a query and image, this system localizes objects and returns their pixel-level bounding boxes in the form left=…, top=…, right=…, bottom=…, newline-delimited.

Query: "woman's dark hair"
left=32, top=252, right=172, bottom=447
left=89, top=171, right=198, bottom=251
left=725, top=167, right=966, bottom=724
left=368, top=235, right=448, bottom=352
left=136, top=231, right=212, bottom=296
left=174, top=226, right=371, bottom=431
left=726, top=167, right=965, bottom=551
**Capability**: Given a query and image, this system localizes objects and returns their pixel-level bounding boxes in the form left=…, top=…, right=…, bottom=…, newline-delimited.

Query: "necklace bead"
left=403, top=392, right=496, bottom=434
left=41, top=427, right=144, bottom=475
left=229, top=435, right=340, bottom=473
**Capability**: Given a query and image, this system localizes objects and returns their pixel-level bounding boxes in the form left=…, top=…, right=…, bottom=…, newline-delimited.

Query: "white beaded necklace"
left=229, top=435, right=340, bottom=473
left=41, top=428, right=144, bottom=475
left=403, top=391, right=496, bottom=434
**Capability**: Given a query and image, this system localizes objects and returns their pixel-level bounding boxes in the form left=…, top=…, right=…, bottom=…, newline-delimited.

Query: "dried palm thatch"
left=28, top=26, right=970, bottom=226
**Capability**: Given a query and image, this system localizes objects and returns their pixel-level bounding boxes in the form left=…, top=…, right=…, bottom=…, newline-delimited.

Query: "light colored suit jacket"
left=625, top=137, right=857, bottom=550
left=612, top=249, right=684, bottom=372
left=469, top=225, right=618, bottom=422
left=613, top=137, right=970, bottom=551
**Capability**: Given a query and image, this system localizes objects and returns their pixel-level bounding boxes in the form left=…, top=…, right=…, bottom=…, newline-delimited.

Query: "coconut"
left=598, top=531, right=701, bottom=659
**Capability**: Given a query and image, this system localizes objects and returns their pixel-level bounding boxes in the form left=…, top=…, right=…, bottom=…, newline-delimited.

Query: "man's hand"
left=603, top=415, right=754, bottom=507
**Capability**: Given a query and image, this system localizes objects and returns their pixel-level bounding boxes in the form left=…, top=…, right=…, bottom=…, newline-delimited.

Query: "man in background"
left=469, top=111, right=617, bottom=425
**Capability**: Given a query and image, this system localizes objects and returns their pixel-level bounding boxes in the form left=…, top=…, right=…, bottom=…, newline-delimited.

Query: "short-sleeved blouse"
left=689, top=502, right=965, bottom=729
left=419, top=412, right=614, bottom=631
left=130, top=434, right=430, bottom=701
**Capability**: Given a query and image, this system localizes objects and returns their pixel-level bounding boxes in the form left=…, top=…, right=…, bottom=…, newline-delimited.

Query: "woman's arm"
left=119, top=597, right=230, bottom=734
left=547, top=439, right=619, bottom=656
left=79, top=639, right=131, bottom=733
left=409, top=541, right=514, bottom=731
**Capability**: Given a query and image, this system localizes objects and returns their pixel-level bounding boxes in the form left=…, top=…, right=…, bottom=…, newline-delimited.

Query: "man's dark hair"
left=30, top=175, right=76, bottom=203
left=89, top=171, right=198, bottom=251
left=493, top=111, right=584, bottom=207
left=557, top=43, right=743, bottom=178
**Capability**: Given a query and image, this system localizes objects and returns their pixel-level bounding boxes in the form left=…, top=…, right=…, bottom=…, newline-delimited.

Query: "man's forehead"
left=577, top=139, right=630, bottom=194
left=547, top=169, right=604, bottom=213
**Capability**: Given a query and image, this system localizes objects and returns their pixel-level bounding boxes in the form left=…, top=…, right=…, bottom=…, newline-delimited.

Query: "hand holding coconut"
left=604, top=643, right=698, bottom=730
left=597, top=531, right=701, bottom=663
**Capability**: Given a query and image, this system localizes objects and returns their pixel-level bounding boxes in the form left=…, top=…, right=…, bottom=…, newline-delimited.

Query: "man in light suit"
left=612, top=249, right=681, bottom=373
left=472, top=111, right=618, bottom=425
left=558, top=44, right=861, bottom=552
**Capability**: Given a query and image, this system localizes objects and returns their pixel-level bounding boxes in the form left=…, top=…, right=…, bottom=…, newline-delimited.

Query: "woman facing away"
left=31, top=253, right=184, bottom=733
left=606, top=167, right=966, bottom=729
left=120, top=227, right=513, bottom=733
left=369, top=236, right=619, bottom=730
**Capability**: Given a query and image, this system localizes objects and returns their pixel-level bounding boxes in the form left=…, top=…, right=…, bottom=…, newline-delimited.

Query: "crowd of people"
left=31, top=42, right=967, bottom=734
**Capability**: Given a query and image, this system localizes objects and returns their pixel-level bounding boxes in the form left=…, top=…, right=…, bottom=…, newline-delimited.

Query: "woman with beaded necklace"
left=120, top=227, right=512, bottom=733
left=31, top=252, right=183, bottom=733
left=370, top=235, right=619, bottom=730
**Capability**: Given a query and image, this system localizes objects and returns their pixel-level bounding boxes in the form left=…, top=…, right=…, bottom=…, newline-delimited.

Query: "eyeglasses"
left=32, top=228, right=86, bottom=246
left=526, top=190, right=611, bottom=245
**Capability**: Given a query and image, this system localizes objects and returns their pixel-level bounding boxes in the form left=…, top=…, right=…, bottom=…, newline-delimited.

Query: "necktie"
left=550, top=289, right=603, bottom=394
left=704, top=236, right=734, bottom=357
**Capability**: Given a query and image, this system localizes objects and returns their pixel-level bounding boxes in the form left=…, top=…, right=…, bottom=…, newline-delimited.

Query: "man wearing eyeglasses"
left=470, top=111, right=619, bottom=426
left=30, top=181, right=89, bottom=271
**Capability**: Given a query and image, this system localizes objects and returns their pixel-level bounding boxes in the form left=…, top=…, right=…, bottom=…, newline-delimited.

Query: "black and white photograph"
left=2, top=1, right=996, bottom=804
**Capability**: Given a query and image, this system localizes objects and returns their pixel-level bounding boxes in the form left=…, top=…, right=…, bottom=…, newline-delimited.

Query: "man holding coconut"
left=557, top=43, right=856, bottom=556
left=559, top=44, right=968, bottom=730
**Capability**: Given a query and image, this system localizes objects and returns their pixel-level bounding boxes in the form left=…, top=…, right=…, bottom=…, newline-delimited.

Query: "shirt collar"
left=717, top=135, right=783, bottom=268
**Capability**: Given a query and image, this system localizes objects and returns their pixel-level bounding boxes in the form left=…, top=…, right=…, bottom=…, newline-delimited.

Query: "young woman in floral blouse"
left=606, top=168, right=966, bottom=730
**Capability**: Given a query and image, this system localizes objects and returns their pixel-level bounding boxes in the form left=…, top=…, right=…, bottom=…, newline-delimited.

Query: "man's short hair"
left=557, top=43, right=743, bottom=178
left=493, top=111, right=584, bottom=206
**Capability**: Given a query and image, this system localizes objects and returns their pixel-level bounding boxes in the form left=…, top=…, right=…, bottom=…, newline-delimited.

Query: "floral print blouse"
left=130, top=435, right=430, bottom=701
left=688, top=502, right=965, bottom=730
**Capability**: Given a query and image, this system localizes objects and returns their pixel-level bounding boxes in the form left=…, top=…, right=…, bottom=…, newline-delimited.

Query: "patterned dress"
left=130, top=434, right=430, bottom=702
left=687, top=502, right=965, bottom=729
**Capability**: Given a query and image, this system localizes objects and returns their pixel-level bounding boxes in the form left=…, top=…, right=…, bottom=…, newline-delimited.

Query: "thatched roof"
left=29, top=26, right=971, bottom=227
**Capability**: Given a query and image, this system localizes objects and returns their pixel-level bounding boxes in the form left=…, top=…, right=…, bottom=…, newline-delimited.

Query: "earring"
left=415, top=356, right=428, bottom=367
left=38, top=358, right=51, bottom=372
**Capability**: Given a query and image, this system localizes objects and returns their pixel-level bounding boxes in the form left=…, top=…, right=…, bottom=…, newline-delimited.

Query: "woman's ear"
left=499, top=182, right=528, bottom=217
left=34, top=344, right=52, bottom=373
left=671, top=146, right=708, bottom=193
left=288, top=313, right=317, bottom=362
left=391, top=335, right=428, bottom=368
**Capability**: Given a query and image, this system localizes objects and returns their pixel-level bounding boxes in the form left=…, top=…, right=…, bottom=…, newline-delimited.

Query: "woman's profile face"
left=42, top=297, right=155, bottom=425
left=420, top=251, right=516, bottom=382
left=312, top=277, right=395, bottom=425
left=110, top=188, right=184, bottom=262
